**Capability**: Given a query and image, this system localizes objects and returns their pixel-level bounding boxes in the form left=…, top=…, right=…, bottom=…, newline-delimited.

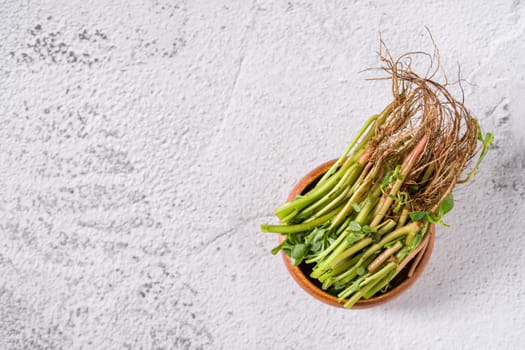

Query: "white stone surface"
left=1, top=0, right=524, bottom=349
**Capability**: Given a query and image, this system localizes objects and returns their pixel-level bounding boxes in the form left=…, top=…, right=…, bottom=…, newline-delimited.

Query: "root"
left=366, top=38, right=479, bottom=212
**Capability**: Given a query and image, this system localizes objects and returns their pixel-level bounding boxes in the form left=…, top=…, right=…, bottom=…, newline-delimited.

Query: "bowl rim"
left=278, top=159, right=435, bottom=309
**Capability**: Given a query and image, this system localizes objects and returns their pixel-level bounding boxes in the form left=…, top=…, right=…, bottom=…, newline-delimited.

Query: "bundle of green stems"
left=262, top=47, right=492, bottom=308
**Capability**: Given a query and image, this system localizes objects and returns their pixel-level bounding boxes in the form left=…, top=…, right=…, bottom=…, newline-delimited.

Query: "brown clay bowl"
left=279, top=159, right=435, bottom=309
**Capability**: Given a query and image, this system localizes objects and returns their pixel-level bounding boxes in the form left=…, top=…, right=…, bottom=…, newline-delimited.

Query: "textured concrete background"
left=1, top=0, right=524, bottom=349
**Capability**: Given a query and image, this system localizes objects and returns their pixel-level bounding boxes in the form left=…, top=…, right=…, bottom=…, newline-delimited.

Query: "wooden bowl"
left=279, top=159, right=435, bottom=309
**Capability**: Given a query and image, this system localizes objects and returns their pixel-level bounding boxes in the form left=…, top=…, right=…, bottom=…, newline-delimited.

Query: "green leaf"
left=362, top=225, right=376, bottom=234
left=347, top=231, right=365, bottom=245
left=291, top=244, right=307, bottom=265
left=291, top=244, right=306, bottom=259
left=439, top=193, right=454, bottom=216
left=348, top=221, right=362, bottom=232
left=309, top=227, right=323, bottom=243
left=332, top=282, right=344, bottom=290
left=408, top=230, right=425, bottom=250
left=426, top=212, right=449, bottom=227
left=310, top=241, right=321, bottom=253
left=328, top=284, right=345, bottom=293
left=419, top=193, right=454, bottom=227
left=410, top=211, right=427, bottom=221
left=352, top=203, right=361, bottom=213
left=287, top=233, right=300, bottom=244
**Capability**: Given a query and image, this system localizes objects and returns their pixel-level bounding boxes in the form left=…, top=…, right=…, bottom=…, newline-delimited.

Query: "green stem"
left=270, top=239, right=287, bottom=255
left=281, top=209, right=298, bottom=224
left=370, top=135, right=429, bottom=228
left=321, top=255, right=365, bottom=290
left=319, top=251, right=364, bottom=284
left=457, top=121, right=494, bottom=184
left=377, top=219, right=396, bottom=236
left=371, top=193, right=386, bottom=220
left=311, top=194, right=378, bottom=277
left=370, top=178, right=403, bottom=228
left=309, top=234, right=358, bottom=278
left=332, top=238, right=373, bottom=268
left=343, top=262, right=397, bottom=308
left=363, top=270, right=398, bottom=299
left=300, top=163, right=362, bottom=221
left=316, top=114, right=378, bottom=186
left=361, top=222, right=421, bottom=261
left=355, top=191, right=380, bottom=225
left=305, top=220, right=354, bottom=265
left=367, top=241, right=403, bottom=273
left=261, top=204, right=343, bottom=234
left=335, top=216, right=352, bottom=236
left=396, top=207, right=409, bottom=229
left=421, top=162, right=435, bottom=184
left=332, top=254, right=378, bottom=289
left=396, top=225, right=429, bottom=272
left=329, top=163, right=379, bottom=232
left=337, top=274, right=370, bottom=301
left=274, top=157, right=354, bottom=221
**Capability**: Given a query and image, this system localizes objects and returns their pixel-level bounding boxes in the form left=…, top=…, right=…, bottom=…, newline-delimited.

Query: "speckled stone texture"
left=0, top=1, right=524, bottom=349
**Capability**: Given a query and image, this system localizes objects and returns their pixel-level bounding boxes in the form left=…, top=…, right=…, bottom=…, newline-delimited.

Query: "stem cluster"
left=262, top=113, right=433, bottom=308
left=262, top=44, right=492, bottom=308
